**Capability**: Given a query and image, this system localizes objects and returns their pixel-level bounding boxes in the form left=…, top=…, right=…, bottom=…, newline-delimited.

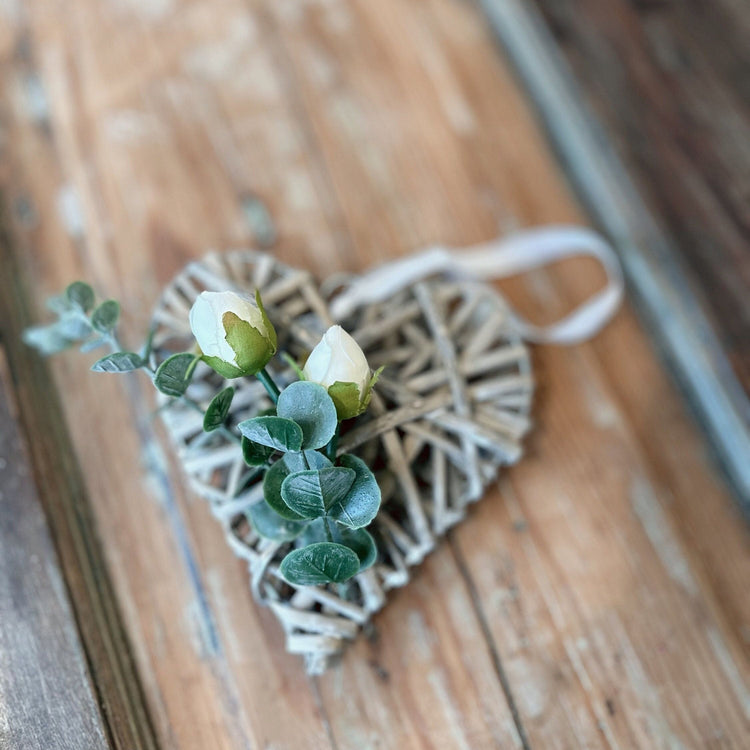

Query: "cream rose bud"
left=303, top=325, right=373, bottom=419
left=189, top=290, right=277, bottom=378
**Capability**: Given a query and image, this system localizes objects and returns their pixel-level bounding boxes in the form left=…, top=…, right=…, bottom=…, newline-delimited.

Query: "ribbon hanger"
left=329, top=225, right=624, bottom=345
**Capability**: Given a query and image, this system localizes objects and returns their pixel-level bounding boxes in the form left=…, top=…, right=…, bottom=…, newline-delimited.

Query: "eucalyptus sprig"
left=25, top=282, right=383, bottom=587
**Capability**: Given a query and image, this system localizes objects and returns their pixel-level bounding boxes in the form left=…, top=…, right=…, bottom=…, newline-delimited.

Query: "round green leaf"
left=280, top=542, right=360, bottom=585
left=91, top=351, right=143, bottom=373
left=238, top=416, right=303, bottom=452
left=241, top=436, right=275, bottom=466
left=327, top=454, right=381, bottom=529
left=338, top=527, right=377, bottom=571
left=23, top=324, right=74, bottom=355
left=280, top=466, right=356, bottom=520
left=91, top=300, right=120, bottom=333
left=203, top=386, right=235, bottom=432
left=66, top=281, right=95, bottom=312
left=263, top=459, right=306, bottom=521
left=300, top=520, right=377, bottom=572
left=283, top=450, right=332, bottom=473
left=155, top=352, right=197, bottom=397
left=277, top=381, right=338, bottom=450
left=247, top=502, right=308, bottom=542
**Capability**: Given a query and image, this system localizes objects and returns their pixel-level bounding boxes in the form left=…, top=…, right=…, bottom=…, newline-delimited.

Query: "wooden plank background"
left=0, top=0, right=748, bottom=748
left=0, top=351, right=110, bottom=749
left=528, top=0, right=750, bottom=398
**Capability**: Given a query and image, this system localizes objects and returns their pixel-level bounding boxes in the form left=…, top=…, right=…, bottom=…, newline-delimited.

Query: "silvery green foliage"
left=26, top=282, right=382, bottom=587
left=24, top=282, right=103, bottom=355
left=24, top=280, right=200, bottom=398
left=238, top=380, right=381, bottom=586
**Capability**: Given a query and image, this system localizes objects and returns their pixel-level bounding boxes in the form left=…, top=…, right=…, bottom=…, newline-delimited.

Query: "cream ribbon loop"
left=329, top=225, right=624, bottom=345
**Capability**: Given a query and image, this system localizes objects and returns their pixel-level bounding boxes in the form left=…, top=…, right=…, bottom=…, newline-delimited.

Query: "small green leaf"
left=56, top=312, right=93, bottom=340
left=91, top=300, right=120, bottom=333
left=91, top=351, right=144, bottom=373
left=155, top=352, right=197, bottom=397
left=238, top=416, right=303, bottom=452
left=327, top=454, right=381, bottom=529
left=66, top=281, right=95, bottom=312
left=203, top=386, right=234, bottom=432
left=46, top=294, right=73, bottom=316
left=277, top=381, right=338, bottom=449
left=23, top=324, right=74, bottom=355
left=281, top=466, right=356, bottom=520
left=300, top=520, right=377, bottom=572
left=263, top=459, right=306, bottom=521
left=247, top=502, right=308, bottom=542
left=336, top=526, right=377, bottom=571
left=241, top=436, right=275, bottom=466
left=280, top=542, right=360, bottom=585
left=283, top=450, right=332, bottom=473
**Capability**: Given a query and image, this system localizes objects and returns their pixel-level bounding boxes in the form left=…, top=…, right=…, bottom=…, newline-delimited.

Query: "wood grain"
left=0, top=0, right=748, bottom=748
left=527, top=0, right=750, bottom=394
left=0, top=349, right=108, bottom=750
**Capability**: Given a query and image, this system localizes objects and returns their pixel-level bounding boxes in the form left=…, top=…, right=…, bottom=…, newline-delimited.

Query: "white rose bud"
left=189, top=290, right=277, bottom=378
left=303, top=325, right=375, bottom=419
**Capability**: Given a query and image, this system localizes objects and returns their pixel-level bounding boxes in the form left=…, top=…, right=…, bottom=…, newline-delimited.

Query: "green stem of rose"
left=255, top=367, right=280, bottom=404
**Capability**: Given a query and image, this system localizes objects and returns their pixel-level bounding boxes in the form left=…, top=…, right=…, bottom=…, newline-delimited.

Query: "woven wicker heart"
left=152, top=250, right=533, bottom=673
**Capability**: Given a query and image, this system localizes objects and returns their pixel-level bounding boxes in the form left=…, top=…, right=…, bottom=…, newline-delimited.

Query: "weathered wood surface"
left=0, top=350, right=109, bottom=750
left=481, top=0, right=750, bottom=507
left=528, top=0, right=750, bottom=396
left=0, top=0, right=748, bottom=749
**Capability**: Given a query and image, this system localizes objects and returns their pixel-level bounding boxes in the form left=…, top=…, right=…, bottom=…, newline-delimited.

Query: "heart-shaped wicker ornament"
left=153, top=250, right=533, bottom=673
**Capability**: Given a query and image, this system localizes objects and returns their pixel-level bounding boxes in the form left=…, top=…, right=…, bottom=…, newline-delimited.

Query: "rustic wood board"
left=0, top=0, right=748, bottom=748
left=0, top=350, right=109, bottom=750
left=490, top=0, right=750, bottom=505
left=528, top=0, right=750, bottom=398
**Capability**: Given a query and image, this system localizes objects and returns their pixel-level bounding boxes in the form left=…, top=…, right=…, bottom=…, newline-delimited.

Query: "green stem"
left=324, top=517, right=335, bottom=544
left=255, top=367, right=280, bottom=404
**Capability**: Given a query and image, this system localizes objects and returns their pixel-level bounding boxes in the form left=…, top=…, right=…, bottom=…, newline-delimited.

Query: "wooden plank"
left=0, top=349, right=109, bottom=750
left=0, top=0, right=747, bottom=748
left=529, top=0, right=750, bottom=397
left=481, top=0, right=750, bottom=508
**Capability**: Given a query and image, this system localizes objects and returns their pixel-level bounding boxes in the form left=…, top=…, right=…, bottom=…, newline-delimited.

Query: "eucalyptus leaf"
left=91, top=351, right=143, bottom=373
left=46, top=294, right=73, bottom=316
left=154, top=352, right=197, bottom=397
left=337, top=526, right=377, bottom=571
left=280, top=466, right=356, bottom=520
left=327, top=453, right=381, bottom=529
left=247, top=502, right=308, bottom=542
left=241, top=436, right=275, bottom=466
left=91, top=300, right=120, bottom=333
left=65, top=281, right=95, bottom=312
left=300, top=519, right=377, bottom=572
left=283, top=450, right=332, bottom=473
left=56, top=312, right=93, bottom=340
left=280, top=542, right=360, bottom=585
left=23, top=324, right=74, bottom=355
left=263, top=459, right=306, bottom=521
left=203, top=386, right=234, bottom=432
left=277, top=381, right=338, bottom=450
left=238, top=416, right=303, bottom=452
